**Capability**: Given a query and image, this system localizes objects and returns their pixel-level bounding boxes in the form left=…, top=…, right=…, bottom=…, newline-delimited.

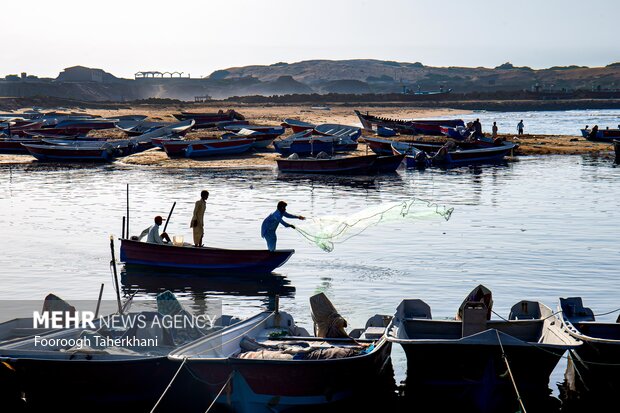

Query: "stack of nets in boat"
left=235, top=336, right=364, bottom=360
left=294, top=198, right=454, bottom=252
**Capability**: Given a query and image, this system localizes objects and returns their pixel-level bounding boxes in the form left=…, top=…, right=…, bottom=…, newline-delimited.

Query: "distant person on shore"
left=190, top=190, right=209, bottom=247
left=517, top=120, right=524, bottom=135
left=492, top=122, right=498, bottom=139
left=472, top=119, right=483, bottom=138
left=261, top=201, right=305, bottom=251
left=139, top=216, right=171, bottom=244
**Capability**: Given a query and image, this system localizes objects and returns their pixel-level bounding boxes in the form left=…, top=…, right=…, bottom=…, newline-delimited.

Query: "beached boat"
left=162, top=138, right=254, bottom=158
left=116, top=119, right=195, bottom=137
left=441, top=125, right=472, bottom=140
left=281, top=118, right=316, bottom=133
left=222, top=126, right=285, bottom=148
left=558, top=297, right=620, bottom=398
left=274, top=130, right=357, bottom=156
left=0, top=136, right=40, bottom=154
left=172, top=110, right=245, bottom=129
left=0, top=292, right=238, bottom=411
left=387, top=286, right=580, bottom=411
left=614, top=139, right=620, bottom=162
left=120, top=239, right=294, bottom=273
left=581, top=127, right=620, bottom=142
left=314, top=123, right=362, bottom=141
left=21, top=143, right=118, bottom=162
left=355, top=110, right=465, bottom=135
left=169, top=293, right=393, bottom=413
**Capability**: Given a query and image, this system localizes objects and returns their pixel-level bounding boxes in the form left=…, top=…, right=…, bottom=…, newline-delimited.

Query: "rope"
left=593, top=307, right=620, bottom=317
left=204, top=372, right=233, bottom=413
left=496, top=330, right=527, bottom=413
left=150, top=357, right=187, bottom=413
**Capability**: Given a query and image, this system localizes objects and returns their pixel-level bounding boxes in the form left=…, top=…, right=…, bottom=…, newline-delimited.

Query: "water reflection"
left=121, top=265, right=295, bottom=301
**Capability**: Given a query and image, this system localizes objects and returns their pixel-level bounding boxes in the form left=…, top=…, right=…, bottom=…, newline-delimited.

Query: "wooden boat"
left=440, top=125, right=472, bottom=140
left=428, top=141, right=517, bottom=166
left=222, top=126, right=285, bottom=149
left=355, top=110, right=465, bottom=135
left=581, top=127, right=620, bottom=142
left=281, top=118, right=316, bottom=133
left=162, top=138, right=254, bottom=158
left=0, top=292, right=238, bottom=411
left=558, top=297, right=620, bottom=398
left=51, top=119, right=116, bottom=134
left=21, top=143, right=118, bottom=162
left=614, top=139, right=620, bottom=162
left=119, top=239, right=294, bottom=273
left=391, top=142, right=431, bottom=168
left=273, top=131, right=336, bottom=156
left=277, top=154, right=378, bottom=174
left=116, top=119, right=195, bottom=137
left=314, top=123, right=362, bottom=141
left=387, top=286, right=580, bottom=410
left=0, top=136, right=40, bottom=154
left=172, top=110, right=245, bottom=129
left=169, top=296, right=393, bottom=413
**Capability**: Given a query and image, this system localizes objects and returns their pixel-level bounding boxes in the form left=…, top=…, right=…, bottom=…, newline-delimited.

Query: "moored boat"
left=169, top=293, right=393, bottom=413
left=0, top=292, right=238, bottom=411
left=120, top=238, right=294, bottom=274
left=558, top=297, right=620, bottom=400
left=387, top=286, right=580, bottom=411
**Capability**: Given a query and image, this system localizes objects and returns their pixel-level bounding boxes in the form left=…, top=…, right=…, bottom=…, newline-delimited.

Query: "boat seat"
left=462, top=302, right=488, bottom=337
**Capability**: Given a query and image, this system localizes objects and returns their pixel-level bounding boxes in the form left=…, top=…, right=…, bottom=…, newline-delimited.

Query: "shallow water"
left=1, top=153, right=619, bottom=407
left=448, top=109, right=620, bottom=136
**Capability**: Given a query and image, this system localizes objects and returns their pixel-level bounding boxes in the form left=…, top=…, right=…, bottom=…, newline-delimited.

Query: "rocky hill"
left=1, top=60, right=619, bottom=102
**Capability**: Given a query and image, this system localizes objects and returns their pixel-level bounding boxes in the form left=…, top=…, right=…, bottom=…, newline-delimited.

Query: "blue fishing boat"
left=21, top=143, right=117, bottom=162
left=273, top=132, right=336, bottom=156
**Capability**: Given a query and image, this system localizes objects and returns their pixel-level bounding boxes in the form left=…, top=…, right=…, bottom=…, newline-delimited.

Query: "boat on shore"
left=614, top=139, right=620, bottom=162
left=387, top=286, right=580, bottom=411
left=222, top=126, right=285, bottom=148
left=162, top=138, right=254, bottom=158
left=355, top=110, right=465, bottom=136
left=21, top=142, right=119, bottom=162
left=169, top=293, right=393, bottom=413
left=314, top=123, right=362, bottom=141
left=173, top=110, right=245, bottom=129
left=281, top=118, right=316, bottom=133
left=581, top=127, right=620, bottom=143
left=120, top=239, right=294, bottom=274
left=558, top=297, right=620, bottom=400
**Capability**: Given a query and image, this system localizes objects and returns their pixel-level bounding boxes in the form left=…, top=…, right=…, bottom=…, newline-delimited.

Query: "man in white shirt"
left=139, top=216, right=171, bottom=244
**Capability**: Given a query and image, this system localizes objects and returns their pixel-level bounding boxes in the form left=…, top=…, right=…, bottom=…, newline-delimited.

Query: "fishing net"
left=295, top=198, right=454, bottom=252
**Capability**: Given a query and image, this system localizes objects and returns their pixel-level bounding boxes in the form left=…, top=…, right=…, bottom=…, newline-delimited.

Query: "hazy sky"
left=2, top=0, right=618, bottom=79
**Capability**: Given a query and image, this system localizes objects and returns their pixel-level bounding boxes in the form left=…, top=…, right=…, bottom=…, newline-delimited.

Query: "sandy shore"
left=1, top=105, right=617, bottom=167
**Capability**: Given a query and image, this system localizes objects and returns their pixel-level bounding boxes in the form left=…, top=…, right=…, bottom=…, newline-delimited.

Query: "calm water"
left=440, top=108, right=620, bottom=135
left=1, top=152, right=619, bottom=405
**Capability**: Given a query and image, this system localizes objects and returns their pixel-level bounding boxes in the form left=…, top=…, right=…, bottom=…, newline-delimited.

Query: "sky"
left=2, top=0, right=619, bottom=79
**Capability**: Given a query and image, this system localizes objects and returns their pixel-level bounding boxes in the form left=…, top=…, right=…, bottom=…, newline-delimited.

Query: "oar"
left=162, top=202, right=176, bottom=233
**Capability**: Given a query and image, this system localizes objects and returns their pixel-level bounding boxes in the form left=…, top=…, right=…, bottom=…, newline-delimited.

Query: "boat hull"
left=185, top=139, right=254, bottom=158
left=184, top=338, right=392, bottom=413
left=21, top=144, right=114, bottom=162
left=4, top=356, right=181, bottom=411
left=119, top=239, right=294, bottom=274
